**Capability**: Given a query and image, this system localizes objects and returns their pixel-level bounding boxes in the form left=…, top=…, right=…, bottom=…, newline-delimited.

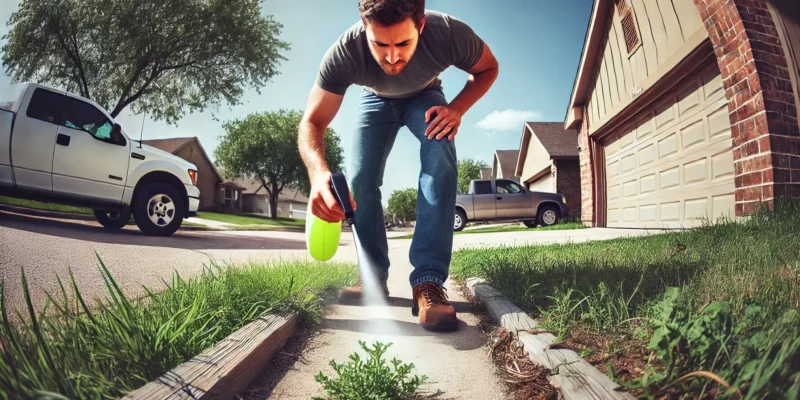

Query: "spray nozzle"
left=329, top=173, right=355, bottom=226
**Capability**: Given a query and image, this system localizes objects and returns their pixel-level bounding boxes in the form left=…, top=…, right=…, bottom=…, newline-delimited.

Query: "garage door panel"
left=604, top=64, right=735, bottom=229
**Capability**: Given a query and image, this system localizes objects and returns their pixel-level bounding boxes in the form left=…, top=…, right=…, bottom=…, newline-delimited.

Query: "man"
left=298, top=0, right=498, bottom=331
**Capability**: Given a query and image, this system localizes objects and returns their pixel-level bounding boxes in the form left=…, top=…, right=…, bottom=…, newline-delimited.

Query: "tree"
left=214, top=110, right=345, bottom=219
left=458, top=158, right=489, bottom=194
left=388, top=188, right=418, bottom=223
left=1, top=0, right=290, bottom=124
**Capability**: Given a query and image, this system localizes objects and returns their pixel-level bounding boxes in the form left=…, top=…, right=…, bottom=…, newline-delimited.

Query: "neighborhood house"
left=227, top=177, right=309, bottom=219
left=490, top=150, right=520, bottom=181
left=565, top=0, right=800, bottom=228
left=515, top=122, right=581, bottom=218
left=142, top=137, right=246, bottom=212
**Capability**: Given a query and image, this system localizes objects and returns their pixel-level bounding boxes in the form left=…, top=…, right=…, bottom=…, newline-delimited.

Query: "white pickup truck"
left=0, top=83, right=200, bottom=236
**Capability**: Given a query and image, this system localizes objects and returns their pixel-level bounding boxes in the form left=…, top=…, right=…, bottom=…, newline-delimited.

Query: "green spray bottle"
left=305, top=173, right=355, bottom=261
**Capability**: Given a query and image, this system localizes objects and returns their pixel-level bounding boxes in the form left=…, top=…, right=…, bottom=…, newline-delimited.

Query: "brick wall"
left=577, top=113, right=594, bottom=226
left=555, top=159, right=582, bottom=219
left=695, top=0, right=800, bottom=215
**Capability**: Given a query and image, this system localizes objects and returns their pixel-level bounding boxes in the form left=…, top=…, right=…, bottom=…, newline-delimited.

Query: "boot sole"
left=412, top=308, right=458, bottom=332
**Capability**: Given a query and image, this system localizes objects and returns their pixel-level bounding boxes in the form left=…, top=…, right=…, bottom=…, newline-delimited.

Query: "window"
left=615, top=0, right=641, bottom=55
left=26, top=88, right=67, bottom=124
left=496, top=180, right=524, bottom=194
left=473, top=181, right=493, bottom=195
left=64, top=98, right=114, bottom=142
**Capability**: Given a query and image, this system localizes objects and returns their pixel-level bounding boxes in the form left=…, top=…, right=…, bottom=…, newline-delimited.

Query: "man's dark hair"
left=359, top=0, right=425, bottom=29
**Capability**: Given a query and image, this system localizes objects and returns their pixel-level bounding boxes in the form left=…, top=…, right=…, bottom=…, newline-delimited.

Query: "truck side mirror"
left=111, top=123, right=125, bottom=146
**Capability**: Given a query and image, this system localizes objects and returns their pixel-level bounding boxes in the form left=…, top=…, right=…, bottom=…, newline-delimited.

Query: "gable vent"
left=615, top=0, right=641, bottom=54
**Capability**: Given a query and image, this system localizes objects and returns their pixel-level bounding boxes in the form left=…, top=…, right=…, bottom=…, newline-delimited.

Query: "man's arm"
left=298, top=84, right=354, bottom=222
left=425, top=42, right=500, bottom=140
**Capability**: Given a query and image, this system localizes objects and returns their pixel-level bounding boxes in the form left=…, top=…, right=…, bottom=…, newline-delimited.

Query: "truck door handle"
left=56, top=133, right=71, bottom=146
left=497, top=197, right=502, bottom=200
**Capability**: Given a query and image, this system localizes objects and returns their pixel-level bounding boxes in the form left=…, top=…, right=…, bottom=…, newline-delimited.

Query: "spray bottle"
left=305, top=173, right=354, bottom=261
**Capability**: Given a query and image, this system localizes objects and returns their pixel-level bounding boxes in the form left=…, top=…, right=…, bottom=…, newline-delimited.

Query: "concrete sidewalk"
left=244, top=227, right=655, bottom=399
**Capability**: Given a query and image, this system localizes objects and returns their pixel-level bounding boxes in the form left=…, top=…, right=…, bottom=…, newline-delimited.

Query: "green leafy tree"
left=388, top=188, right=418, bottom=223
left=214, top=110, right=344, bottom=219
left=458, top=158, right=488, bottom=194
left=1, top=0, right=289, bottom=124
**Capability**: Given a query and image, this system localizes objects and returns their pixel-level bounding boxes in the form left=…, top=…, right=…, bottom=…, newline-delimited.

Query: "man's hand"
left=425, top=105, right=463, bottom=141
left=309, top=171, right=357, bottom=223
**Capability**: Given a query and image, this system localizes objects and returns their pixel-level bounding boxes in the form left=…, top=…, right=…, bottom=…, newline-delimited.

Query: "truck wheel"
left=94, top=208, right=130, bottom=230
left=133, top=182, right=184, bottom=236
left=454, top=209, right=467, bottom=232
left=537, top=205, right=560, bottom=227
left=522, top=220, right=537, bottom=228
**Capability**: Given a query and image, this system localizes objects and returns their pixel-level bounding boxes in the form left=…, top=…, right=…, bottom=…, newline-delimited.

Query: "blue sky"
left=0, top=0, right=592, bottom=206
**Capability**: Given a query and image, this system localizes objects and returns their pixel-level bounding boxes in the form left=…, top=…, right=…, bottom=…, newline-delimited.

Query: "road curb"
left=0, top=203, right=96, bottom=221
left=123, top=311, right=299, bottom=399
left=465, top=277, right=635, bottom=400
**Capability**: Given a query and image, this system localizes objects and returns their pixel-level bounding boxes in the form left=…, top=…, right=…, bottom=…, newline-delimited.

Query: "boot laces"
left=421, top=283, right=450, bottom=306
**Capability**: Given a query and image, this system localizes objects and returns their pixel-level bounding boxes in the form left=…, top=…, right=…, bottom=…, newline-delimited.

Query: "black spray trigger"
left=329, top=173, right=355, bottom=226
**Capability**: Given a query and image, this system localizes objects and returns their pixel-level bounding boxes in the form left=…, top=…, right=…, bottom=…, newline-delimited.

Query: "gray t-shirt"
left=316, top=10, right=484, bottom=99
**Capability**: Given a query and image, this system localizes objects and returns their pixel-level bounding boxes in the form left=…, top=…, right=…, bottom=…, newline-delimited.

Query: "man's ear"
left=419, top=15, right=426, bottom=34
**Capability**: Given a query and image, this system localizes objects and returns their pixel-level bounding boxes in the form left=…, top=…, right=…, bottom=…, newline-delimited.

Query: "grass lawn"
left=451, top=201, right=800, bottom=398
left=389, top=221, right=585, bottom=239
left=0, top=195, right=92, bottom=215
left=197, top=211, right=305, bottom=227
left=0, top=256, right=356, bottom=398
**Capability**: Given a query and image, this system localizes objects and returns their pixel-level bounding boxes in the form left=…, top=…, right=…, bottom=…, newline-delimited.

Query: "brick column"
left=578, top=113, right=594, bottom=226
left=695, top=0, right=800, bottom=215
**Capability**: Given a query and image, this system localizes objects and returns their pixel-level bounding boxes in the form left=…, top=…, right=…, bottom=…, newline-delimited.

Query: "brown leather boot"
left=338, top=280, right=390, bottom=303
left=412, top=282, right=458, bottom=331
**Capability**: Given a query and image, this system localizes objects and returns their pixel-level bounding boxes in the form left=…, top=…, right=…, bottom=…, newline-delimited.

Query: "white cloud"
left=476, top=109, right=541, bottom=131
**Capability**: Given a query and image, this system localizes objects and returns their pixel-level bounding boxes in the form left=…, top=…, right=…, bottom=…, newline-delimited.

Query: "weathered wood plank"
left=642, top=0, right=669, bottom=65
left=631, top=0, right=658, bottom=76
left=123, top=312, right=299, bottom=400
left=466, top=278, right=537, bottom=332
left=466, top=278, right=636, bottom=400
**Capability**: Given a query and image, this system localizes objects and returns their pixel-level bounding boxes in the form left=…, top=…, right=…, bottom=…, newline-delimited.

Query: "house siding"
left=588, top=0, right=707, bottom=132
left=520, top=130, right=553, bottom=184
left=174, top=142, right=220, bottom=211
left=555, top=160, right=582, bottom=219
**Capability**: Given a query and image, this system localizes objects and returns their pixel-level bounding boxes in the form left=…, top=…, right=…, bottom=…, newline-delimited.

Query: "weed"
left=314, top=341, right=428, bottom=400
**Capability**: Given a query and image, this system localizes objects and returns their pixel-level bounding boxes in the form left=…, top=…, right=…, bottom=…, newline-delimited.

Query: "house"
left=142, top=137, right=245, bottom=212
left=565, top=0, right=800, bottom=228
left=491, top=150, right=520, bottom=181
left=227, top=177, right=310, bottom=219
left=515, top=122, right=581, bottom=217
left=480, top=167, right=492, bottom=180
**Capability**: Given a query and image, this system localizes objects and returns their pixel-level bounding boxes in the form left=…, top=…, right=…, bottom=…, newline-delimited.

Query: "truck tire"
left=522, top=220, right=538, bottom=228
left=94, top=208, right=130, bottom=230
left=454, top=209, right=467, bottom=232
left=133, top=182, right=184, bottom=236
left=537, top=205, right=560, bottom=227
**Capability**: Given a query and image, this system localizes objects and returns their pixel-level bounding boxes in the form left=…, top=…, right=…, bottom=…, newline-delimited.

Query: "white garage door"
left=604, top=64, right=736, bottom=229
left=528, top=172, right=555, bottom=193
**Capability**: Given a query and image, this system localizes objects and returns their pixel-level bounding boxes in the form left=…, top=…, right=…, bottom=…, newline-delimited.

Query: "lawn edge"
left=0, top=203, right=303, bottom=232
left=123, top=311, right=299, bottom=399
left=465, top=277, right=636, bottom=400
left=0, top=202, right=96, bottom=221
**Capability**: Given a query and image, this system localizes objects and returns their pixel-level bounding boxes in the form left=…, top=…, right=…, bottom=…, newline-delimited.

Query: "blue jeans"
left=350, top=87, right=457, bottom=288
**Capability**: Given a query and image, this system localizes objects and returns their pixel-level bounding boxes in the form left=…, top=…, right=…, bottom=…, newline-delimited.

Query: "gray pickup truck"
left=454, top=179, right=569, bottom=231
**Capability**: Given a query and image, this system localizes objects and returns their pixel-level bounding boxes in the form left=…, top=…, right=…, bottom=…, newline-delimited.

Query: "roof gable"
left=142, top=137, right=224, bottom=183
left=515, top=122, right=579, bottom=176
left=493, top=150, right=520, bottom=178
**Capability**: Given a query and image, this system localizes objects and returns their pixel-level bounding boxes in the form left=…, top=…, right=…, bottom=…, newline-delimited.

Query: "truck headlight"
left=188, top=169, right=198, bottom=185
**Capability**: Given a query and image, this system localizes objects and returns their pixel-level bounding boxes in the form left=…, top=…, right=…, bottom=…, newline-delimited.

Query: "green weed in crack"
left=314, top=341, right=428, bottom=400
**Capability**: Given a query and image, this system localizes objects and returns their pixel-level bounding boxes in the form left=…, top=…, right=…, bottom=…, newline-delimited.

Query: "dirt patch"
left=454, top=281, right=559, bottom=400
left=239, top=324, right=322, bottom=400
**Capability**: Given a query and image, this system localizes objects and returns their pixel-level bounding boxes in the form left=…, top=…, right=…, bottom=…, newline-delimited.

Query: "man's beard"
left=371, top=46, right=416, bottom=76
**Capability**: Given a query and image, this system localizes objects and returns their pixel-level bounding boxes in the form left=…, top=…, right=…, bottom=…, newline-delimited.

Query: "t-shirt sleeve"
left=315, top=40, right=355, bottom=95
left=448, top=16, right=485, bottom=71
